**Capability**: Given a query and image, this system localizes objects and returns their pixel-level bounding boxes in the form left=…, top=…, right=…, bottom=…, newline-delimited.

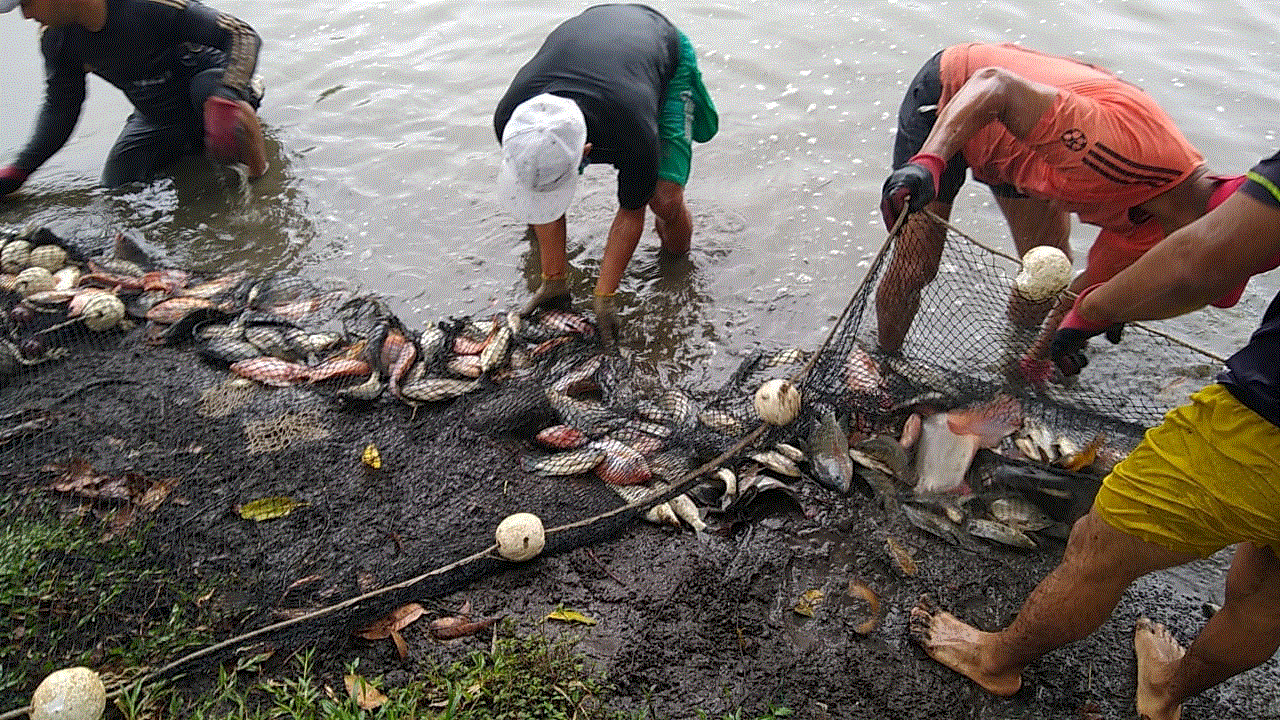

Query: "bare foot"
left=1135, top=617, right=1184, bottom=720
left=909, top=595, right=1022, bottom=696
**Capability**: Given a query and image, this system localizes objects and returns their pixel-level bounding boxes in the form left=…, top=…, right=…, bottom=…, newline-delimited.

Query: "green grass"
left=0, top=495, right=212, bottom=707
left=114, top=636, right=796, bottom=720
left=116, top=631, right=627, bottom=720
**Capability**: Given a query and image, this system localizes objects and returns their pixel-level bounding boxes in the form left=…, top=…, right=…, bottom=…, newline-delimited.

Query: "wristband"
left=907, top=152, right=946, bottom=195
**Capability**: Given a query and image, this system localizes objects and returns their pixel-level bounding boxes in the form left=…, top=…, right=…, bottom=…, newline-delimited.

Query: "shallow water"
left=2, top=0, right=1277, bottom=672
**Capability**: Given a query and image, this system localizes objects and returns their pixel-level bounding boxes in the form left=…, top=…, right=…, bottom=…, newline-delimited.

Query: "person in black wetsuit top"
left=493, top=4, right=717, bottom=348
left=0, top=0, right=267, bottom=193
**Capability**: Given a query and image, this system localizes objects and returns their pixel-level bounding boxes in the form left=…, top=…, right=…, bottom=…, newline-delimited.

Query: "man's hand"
left=0, top=166, right=31, bottom=197
left=519, top=275, right=570, bottom=317
left=592, top=292, right=620, bottom=350
left=880, top=153, right=946, bottom=230
left=203, top=93, right=246, bottom=164
left=1050, top=284, right=1125, bottom=376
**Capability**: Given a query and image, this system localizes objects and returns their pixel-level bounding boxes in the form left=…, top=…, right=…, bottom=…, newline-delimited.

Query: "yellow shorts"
left=1095, top=383, right=1280, bottom=557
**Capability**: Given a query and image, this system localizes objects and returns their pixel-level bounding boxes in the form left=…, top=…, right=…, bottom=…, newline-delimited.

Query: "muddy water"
left=2, top=0, right=1278, bottom=697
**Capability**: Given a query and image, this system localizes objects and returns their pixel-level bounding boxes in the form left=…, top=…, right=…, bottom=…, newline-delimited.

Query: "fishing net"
left=0, top=214, right=1224, bottom=713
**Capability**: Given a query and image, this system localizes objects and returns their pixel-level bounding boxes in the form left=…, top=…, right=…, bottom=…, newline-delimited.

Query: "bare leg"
left=1137, top=543, right=1280, bottom=720
left=911, top=511, right=1199, bottom=695
left=874, top=201, right=950, bottom=354
left=649, top=180, right=691, bottom=256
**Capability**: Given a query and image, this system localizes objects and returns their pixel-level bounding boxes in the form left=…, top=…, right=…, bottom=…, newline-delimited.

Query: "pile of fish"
left=2, top=224, right=1125, bottom=550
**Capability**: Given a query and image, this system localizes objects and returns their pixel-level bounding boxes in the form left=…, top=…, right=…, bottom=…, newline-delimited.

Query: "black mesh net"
left=0, top=216, right=1224, bottom=712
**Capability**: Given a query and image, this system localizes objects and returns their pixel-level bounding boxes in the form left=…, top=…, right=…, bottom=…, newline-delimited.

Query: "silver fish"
left=399, top=378, right=481, bottom=402
left=988, top=496, right=1053, bottom=532
left=750, top=449, right=802, bottom=478
left=967, top=518, right=1037, bottom=550
left=808, top=407, right=852, bottom=493
left=520, top=446, right=606, bottom=477
left=479, top=325, right=512, bottom=373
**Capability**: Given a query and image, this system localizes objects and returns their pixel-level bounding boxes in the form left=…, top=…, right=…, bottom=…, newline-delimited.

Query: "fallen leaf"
left=390, top=629, right=408, bottom=659
left=545, top=608, right=597, bottom=626
left=431, top=615, right=500, bottom=641
left=358, top=602, right=426, bottom=640
left=361, top=443, right=381, bottom=469
left=237, top=496, right=306, bottom=521
left=847, top=580, right=881, bottom=635
left=344, top=673, right=389, bottom=710
left=885, top=536, right=918, bottom=577
left=137, top=477, right=179, bottom=512
left=793, top=589, right=823, bottom=618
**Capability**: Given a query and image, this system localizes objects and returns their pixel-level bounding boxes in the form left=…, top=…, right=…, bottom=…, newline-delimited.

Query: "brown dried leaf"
left=357, top=602, right=426, bottom=640
left=344, top=674, right=388, bottom=710
left=390, top=629, right=408, bottom=659
left=885, top=536, right=918, bottom=577
left=430, top=615, right=500, bottom=641
left=848, top=580, right=881, bottom=635
left=48, top=458, right=108, bottom=493
left=137, top=477, right=179, bottom=512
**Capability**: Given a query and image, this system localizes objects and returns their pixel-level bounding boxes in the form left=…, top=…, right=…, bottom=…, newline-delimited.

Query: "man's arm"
left=917, top=66, right=1058, bottom=160
left=11, top=33, right=88, bottom=176
left=1074, top=191, right=1280, bottom=327
left=171, top=0, right=261, bottom=101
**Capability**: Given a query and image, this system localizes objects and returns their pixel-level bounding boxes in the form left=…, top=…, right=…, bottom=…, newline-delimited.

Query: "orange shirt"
left=939, top=43, right=1203, bottom=234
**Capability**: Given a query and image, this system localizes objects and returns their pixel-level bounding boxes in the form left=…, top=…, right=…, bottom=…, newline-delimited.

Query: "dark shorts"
left=893, top=50, right=1024, bottom=202
left=101, top=47, right=263, bottom=188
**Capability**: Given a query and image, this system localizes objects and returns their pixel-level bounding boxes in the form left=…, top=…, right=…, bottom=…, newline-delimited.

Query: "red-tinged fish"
left=535, top=424, right=588, bottom=450
left=845, top=345, right=883, bottom=394
left=379, top=329, right=417, bottom=398
left=141, top=269, right=190, bottom=294
left=549, top=354, right=602, bottom=395
left=914, top=394, right=1023, bottom=494
left=452, top=334, right=486, bottom=355
left=67, top=288, right=116, bottom=317
left=520, top=446, right=606, bottom=476
left=145, top=296, right=216, bottom=323
left=538, top=309, right=596, bottom=337
left=230, top=357, right=309, bottom=387
left=399, top=378, right=482, bottom=403
left=591, top=438, right=651, bottom=485
left=180, top=271, right=250, bottom=299
left=304, top=358, right=371, bottom=383
left=447, top=354, right=483, bottom=378
left=82, top=261, right=145, bottom=291
left=529, top=334, right=575, bottom=358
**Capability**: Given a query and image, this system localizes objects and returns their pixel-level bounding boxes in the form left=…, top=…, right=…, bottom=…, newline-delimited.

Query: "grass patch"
left=116, top=629, right=628, bottom=720
left=0, top=494, right=211, bottom=708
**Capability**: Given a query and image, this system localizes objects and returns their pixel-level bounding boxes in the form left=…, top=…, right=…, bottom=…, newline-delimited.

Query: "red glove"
left=1050, top=283, right=1124, bottom=376
left=880, top=152, right=945, bottom=230
left=0, top=166, right=31, bottom=196
left=203, top=94, right=244, bottom=163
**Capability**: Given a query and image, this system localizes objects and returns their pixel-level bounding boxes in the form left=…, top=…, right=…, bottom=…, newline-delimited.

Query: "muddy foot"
left=909, top=595, right=1022, bottom=697
left=1135, top=617, right=1184, bottom=720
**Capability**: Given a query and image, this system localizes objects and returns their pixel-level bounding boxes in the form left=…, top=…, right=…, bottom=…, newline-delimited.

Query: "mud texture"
left=1, top=338, right=1277, bottom=720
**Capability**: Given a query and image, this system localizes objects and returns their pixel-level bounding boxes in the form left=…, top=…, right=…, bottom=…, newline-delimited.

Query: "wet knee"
left=648, top=184, right=685, bottom=221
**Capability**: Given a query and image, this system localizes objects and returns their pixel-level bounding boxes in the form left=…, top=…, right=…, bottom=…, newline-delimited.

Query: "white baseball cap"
left=496, top=93, right=587, bottom=225
left=0, top=0, right=22, bottom=13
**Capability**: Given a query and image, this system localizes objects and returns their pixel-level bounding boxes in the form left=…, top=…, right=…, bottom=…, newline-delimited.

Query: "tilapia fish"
left=913, top=393, right=1023, bottom=494
left=808, top=406, right=852, bottom=494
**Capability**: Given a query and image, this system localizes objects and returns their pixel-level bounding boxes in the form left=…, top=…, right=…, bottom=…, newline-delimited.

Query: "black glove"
left=519, top=275, right=570, bottom=317
left=592, top=292, right=620, bottom=350
left=880, top=153, right=945, bottom=230
left=1049, top=284, right=1125, bottom=376
left=0, top=166, right=31, bottom=197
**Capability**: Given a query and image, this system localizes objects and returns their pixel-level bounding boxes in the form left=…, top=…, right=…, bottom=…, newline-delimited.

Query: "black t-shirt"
left=16, top=0, right=261, bottom=171
left=1219, top=149, right=1280, bottom=427
left=493, top=3, right=679, bottom=210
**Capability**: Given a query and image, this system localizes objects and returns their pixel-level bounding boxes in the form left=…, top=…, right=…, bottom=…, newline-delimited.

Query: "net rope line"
left=0, top=217, right=904, bottom=719
left=923, top=209, right=1226, bottom=364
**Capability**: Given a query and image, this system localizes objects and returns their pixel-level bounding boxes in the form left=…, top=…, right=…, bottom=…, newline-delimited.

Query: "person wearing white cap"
left=0, top=0, right=267, bottom=195
left=494, top=4, right=717, bottom=349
